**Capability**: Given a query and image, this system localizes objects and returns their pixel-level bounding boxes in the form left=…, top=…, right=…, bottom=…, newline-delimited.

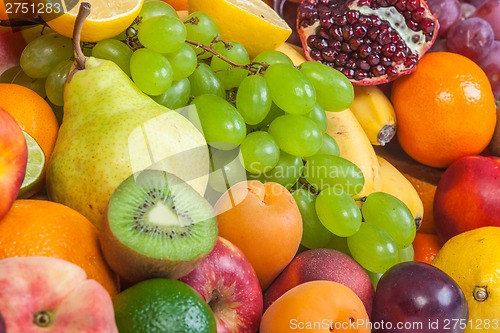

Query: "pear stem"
left=73, top=2, right=91, bottom=70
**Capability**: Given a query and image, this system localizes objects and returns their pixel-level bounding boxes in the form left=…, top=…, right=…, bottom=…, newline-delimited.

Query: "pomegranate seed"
left=357, top=59, right=371, bottom=71
left=330, top=26, right=344, bottom=41
left=412, top=7, right=425, bottom=22
left=358, top=44, right=373, bottom=58
left=334, top=52, right=348, bottom=66
left=341, top=42, right=352, bottom=53
left=354, top=70, right=370, bottom=80
left=395, top=0, right=406, bottom=11
left=342, top=25, right=354, bottom=39
left=367, top=54, right=381, bottom=66
left=334, top=14, right=347, bottom=26
left=353, top=24, right=368, bottom=37
left=346, top=10, right=360, bottom=24
left=371, top=64, right=386, bottom=76
left=322, top=48, right=337, bottom=62
left=406, top=0, right=419, bottom=11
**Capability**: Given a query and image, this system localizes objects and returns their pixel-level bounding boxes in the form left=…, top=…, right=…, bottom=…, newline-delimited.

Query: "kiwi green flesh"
left=106, top=170, right=218, bottom=261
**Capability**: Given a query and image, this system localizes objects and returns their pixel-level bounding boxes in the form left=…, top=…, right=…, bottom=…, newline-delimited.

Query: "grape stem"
left=184, top=39, right=269, bottom=74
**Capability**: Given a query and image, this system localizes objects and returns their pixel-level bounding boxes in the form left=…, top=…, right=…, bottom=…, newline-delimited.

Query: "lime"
left=18, top=131, right=46, bottom=198
left=113, top=278, right=217, bottom=333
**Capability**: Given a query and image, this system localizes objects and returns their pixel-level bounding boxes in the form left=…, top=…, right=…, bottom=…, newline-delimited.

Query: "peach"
left=0, top=256, right=118, bottom=332
left=264, top=248, right=374, bottom=316
left=215, top=180, right=302, bottom=290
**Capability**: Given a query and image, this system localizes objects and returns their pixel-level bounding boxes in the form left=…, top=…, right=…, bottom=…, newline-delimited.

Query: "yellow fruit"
left=275, top=42, right=306, bottom=66
left=41, top=0, right=144, bottom=42
left=188, top=0, right=292, bottom=58
left=431, top=226, right=500, bottom=333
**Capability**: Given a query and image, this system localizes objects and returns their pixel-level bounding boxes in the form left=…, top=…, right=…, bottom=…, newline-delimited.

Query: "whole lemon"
left=432, top=226, right=500, bottom=333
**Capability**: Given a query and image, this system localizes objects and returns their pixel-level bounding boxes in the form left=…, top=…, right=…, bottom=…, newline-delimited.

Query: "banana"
left=275, top=42, right=307, bottom=66
left=326, top=108, right=382, bottom=198
left=377, top=155, right=424, bottom=229
left=350, top=85, right=397, bottom=146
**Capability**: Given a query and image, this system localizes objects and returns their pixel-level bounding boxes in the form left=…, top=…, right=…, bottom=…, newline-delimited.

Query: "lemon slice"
left=18, top=131, right=46, bottom=198
left=41, top=0, right=144, bottom=42
left=188, top=0, right=292, bottom=58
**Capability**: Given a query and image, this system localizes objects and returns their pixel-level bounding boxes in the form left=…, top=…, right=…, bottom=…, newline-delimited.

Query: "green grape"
left=253, top=50, right=293, bottom=66
left=20, top=33, right=73, bottom=78
left=0, top=66, right=46, bottom=98
left=315, top=188, right=362, bottom=237
left=210, top=41, right=250, bottom=90
left=236, top=75, right=272, bottom=125
left=299, top=61, right=354, bottom=112
left=137, top=0, right=178, bottom=22
left=264, top=62, right=316, bottom=115
left=292, top=188, right=332, bottom=249
left=130, top=48, right=173, bottom=96
left=190, top=94, right=246, bottom=150
left=399, top=244, right=415, bottom=262
left=45, top=60, right=72, bottom=106
left=314, top=133, right=340, bottom=157
left=326, top=234, right=351, bottom=256
left=138, top=16, right=187, bottom=54
left=239, top=131, right=280, bottom=174
left=150, top=78, right=191, bottom=110
left=189, top=63, right=225, bottom=98
left=307, top=103, right=327, bottom=132
left=248, top=151, right=303, bottom=189
left=366, top=270, right=383, bottom=290
left=208, top=147, right=246, bottom=193
left=246, top=102, right=284, bottom=132
left=268, top=115, right=322, bottom=157
left=347, top=222, right=400, bottom=273
left=304, top=155, right=364, bottom=196
left=92, top=39, right=133, bottom=76
left=164, top=43, right=197, bottom=81
left=362, top=192, right=416, bottom=249
left=184, top=11, right=222, bottom=59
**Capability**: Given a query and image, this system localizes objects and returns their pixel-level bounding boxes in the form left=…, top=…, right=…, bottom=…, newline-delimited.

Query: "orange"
left=412, top=232, right=441, bottom=264
left=260, top=280, right=370, bottom=333
left=0, top=83, right=59, bottom=166
left=161, top=0, right=187, bottom=10
left=391, top=52, right=497, bottom=168
left=0, top=199, right=119, bottom=296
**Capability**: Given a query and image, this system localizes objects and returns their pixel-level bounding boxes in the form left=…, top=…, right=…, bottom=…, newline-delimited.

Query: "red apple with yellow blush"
left=433, top=155, right=500, bottom=243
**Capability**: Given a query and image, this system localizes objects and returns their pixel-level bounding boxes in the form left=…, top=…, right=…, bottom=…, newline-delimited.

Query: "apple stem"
left=73, top=2, right=91, bottom=71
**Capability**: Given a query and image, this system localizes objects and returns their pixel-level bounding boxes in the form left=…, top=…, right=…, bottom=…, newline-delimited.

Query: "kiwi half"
left=99, top=169, right=218, bottom=284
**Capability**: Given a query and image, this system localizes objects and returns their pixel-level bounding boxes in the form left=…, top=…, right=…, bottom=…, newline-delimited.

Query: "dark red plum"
left=371, top=261, right=468, bottom=333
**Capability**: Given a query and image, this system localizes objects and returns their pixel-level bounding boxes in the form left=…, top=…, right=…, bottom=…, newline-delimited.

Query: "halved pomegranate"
left=297, top=0, right=440, bottom=85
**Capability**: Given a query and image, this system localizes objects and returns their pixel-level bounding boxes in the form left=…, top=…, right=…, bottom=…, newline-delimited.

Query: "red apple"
left=0, top=30, right=26, bottom=75
left=433, top=155, right=500, bottom=243
left=179, top=236, right=263, bottom=333
left=0, top=256, right=118, bottom=332
left=263, top=248, right=374, bottom=316
left=0, top=107, right=27, bottom=219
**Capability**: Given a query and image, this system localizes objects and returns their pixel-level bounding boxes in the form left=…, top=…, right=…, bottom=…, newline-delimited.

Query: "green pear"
left=46, top=57, right=209, bottom=227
